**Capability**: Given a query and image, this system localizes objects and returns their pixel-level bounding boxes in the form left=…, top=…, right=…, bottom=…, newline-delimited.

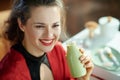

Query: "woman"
left=0, top=0, right=94, bottom=80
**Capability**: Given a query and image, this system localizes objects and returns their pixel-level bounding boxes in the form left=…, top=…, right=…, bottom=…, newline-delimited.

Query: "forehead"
left=29, top=6, right=61, bottom=23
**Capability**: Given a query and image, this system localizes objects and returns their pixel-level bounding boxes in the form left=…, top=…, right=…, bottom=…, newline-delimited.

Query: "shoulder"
left=54, top=41, right=65, bottom=52
left=47, top=41, right=66, bottom=60
left=52, top=41, right=66, bottom=56
left=0, top=48, right=31, bottom=80
left=0, top=48, right=25, bottom=69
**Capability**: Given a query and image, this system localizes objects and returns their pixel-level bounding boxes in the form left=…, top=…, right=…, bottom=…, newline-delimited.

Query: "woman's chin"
left=39, top=44, right=54, bottom=53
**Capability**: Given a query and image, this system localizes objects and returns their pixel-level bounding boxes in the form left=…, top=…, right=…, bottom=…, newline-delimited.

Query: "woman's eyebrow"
left=33, top=21, right=60, bottom=25
left=33, top=22, right=45, bottom=25
left=53, top=22, right=60, bottom=24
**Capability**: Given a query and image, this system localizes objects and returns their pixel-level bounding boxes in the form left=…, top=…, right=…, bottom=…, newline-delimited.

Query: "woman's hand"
left=77, top=48, right=94, bottom=80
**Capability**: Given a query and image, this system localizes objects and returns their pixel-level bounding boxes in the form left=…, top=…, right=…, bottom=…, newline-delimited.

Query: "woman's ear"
left=17, top=18, right=25, bottom=32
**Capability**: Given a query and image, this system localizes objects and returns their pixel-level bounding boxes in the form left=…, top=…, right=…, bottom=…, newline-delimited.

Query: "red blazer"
left=0, top=42, right=75, bottom=80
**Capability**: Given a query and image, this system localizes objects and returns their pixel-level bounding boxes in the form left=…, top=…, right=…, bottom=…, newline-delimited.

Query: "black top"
left=12, top=44, right=51, bottom=80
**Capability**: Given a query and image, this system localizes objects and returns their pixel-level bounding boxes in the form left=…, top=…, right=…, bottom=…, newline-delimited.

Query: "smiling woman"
left=17, top=6, right=61, bottom=57
left=0, top=0, right=94, bottom=80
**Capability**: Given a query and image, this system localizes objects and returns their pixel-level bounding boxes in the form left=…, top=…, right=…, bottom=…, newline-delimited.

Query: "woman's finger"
left=85, top=61, right=94, bottom=68
left=81, top=55, right=91, bottom=64
left=79, top=48, right=85, bottom=54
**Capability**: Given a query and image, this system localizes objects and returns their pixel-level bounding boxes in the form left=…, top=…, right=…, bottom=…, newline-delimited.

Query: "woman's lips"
left=40, top=39, right=54, bottom=46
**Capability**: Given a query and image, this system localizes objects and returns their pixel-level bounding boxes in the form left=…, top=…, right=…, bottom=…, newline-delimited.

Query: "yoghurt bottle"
left=66, top=42, right=86, bottom=78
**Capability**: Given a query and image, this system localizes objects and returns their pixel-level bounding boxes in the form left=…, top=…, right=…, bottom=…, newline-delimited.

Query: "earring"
left=22, top=29, right=24, bottom=32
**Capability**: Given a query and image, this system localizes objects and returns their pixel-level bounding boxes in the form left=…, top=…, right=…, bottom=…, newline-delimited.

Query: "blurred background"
left=0, top=0, right=120, bottom=59
left=64, top=0, right=120, bottom=36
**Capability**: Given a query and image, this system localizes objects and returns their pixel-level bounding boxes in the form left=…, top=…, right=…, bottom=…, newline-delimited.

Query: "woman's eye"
left=35, top=25, right=45, bottom=28
left=53, top=24, right=60, bottom=28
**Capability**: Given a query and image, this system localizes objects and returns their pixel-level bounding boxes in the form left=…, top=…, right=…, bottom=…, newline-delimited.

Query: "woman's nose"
left=45, top=27, right=53, bottom=37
